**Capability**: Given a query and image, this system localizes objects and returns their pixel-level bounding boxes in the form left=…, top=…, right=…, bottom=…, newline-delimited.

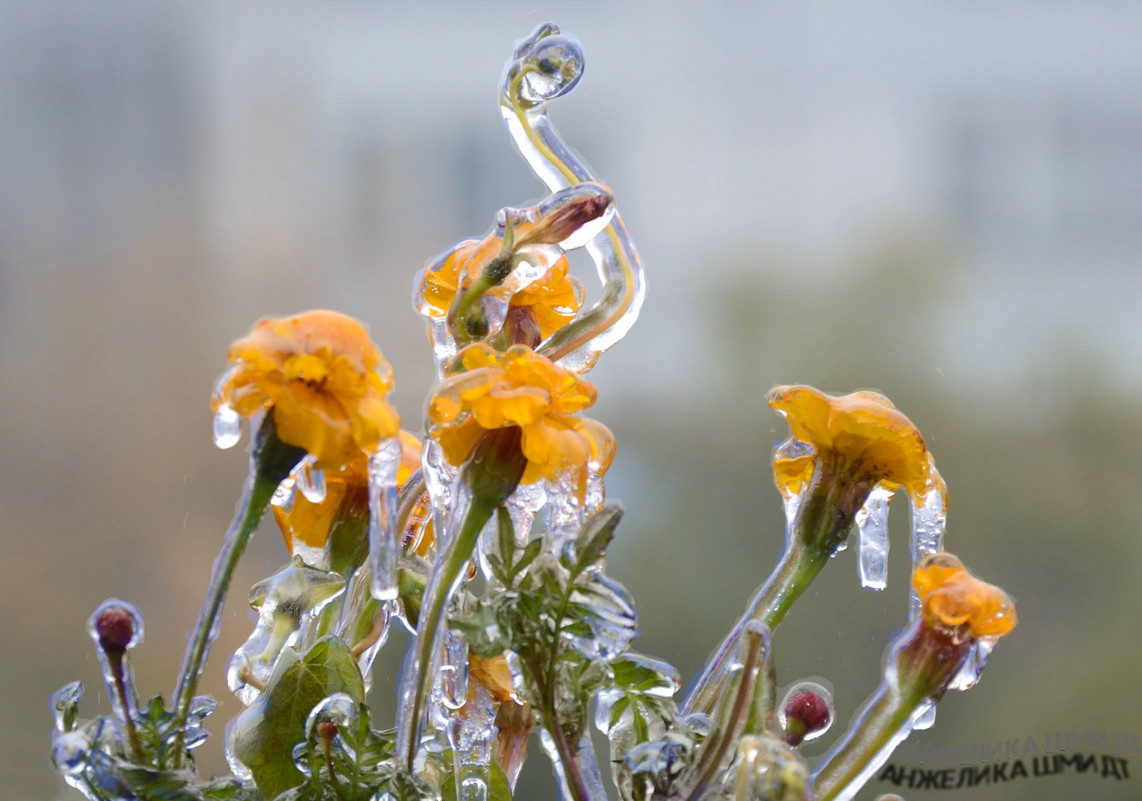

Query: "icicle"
left=368, top=436, right=403, bottom=601
left=446, top=684, right=499, bottom=801
left=856, top=485, right=895, bottom=591
left=439, top=627, right=471, bottom=710
left=908, top=466, right=948, bottom=619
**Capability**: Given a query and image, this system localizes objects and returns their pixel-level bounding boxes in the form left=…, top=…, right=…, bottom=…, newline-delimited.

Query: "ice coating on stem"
left=500, top=22, right=646, bottom=373
left=478, top=481, right=546, bottom=579
left=369, top=436, right=403, bottom=600
left=539, top=728, right=611, bottom=801
left=810, top=697, right=935, bottom=801
left=857, top=485, right=894, bottom=591
left=86, top=599, right=144, bottom=727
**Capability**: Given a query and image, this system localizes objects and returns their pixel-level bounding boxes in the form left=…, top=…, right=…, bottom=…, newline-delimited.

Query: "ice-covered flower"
left=427, top=343, right=613, bottom=500
left=767, top=385, right=944, bottom=503
left=212, top=310, right=400, bottom=470
left=273, top=430, right=422, bottom=557
left=913, top=553, right=1017, bottom=639
left=421, top=239, right=583, bottom=340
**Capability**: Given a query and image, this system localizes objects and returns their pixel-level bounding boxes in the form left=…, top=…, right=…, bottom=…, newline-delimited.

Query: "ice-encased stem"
left=396, top=494, right=495, bottom=770
left=684, top=467, right=869, bottom=716
left=500, top=25, right=646, bottom=370
left=171, top=416, right=304, bottom=766
left=808, top=681, right=930, bottom=801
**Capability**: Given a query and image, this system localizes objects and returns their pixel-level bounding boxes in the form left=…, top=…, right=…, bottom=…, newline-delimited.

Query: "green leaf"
left=229, top=637, right=365, bottom=800
left=512, top=539, right=544, bottom=579
left=439, top=757, right=513, bottom=801
left=573, top=505, right=624, bottom=577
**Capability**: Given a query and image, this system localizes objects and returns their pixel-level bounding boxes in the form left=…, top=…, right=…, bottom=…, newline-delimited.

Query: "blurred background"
left=2, top=2, right=1140, bottom=799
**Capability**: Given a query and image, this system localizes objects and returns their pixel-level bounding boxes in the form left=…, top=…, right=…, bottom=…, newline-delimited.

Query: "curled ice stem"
left=501, top=23, right=646, bottom=369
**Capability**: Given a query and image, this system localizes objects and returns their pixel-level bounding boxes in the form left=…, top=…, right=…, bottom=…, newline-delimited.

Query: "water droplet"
left=188, top=695, right=217, bottom=720
left=212, top=404, right=242, bottom=449
left=857, top=485, right=895, bottom=591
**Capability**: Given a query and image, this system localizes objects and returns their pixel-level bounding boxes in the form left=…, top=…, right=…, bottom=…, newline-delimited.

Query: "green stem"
left=683, top=468, right=870, bottom=717
left=532, top=666, right=593, bottom=801
left=809, top=681, right=926, bottom=801
left=402, top=495, right=496, bottom=771
left=170, top=416, right=303, bottom=765
left=170, top=472, right=275, bottom=764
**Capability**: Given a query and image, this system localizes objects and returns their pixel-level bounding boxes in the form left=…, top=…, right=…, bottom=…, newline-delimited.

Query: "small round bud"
left=781, top=682, right=833, bottom=746
left=86, top=599, right=143, bottom=654
left=316, top=721, right=338, bottom=740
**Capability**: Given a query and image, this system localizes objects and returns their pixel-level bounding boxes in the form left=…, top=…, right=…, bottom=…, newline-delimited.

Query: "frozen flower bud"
left=781, top=683, right=833, bottom=746
left=316, top=721, right=338, bottom=740
left=87, top=599, right=143, bottom=656
left=515, top=183, right=613, bottom=248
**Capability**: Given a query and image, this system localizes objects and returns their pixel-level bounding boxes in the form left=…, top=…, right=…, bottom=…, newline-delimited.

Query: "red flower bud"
left=782, top=684, right=833, bottom=746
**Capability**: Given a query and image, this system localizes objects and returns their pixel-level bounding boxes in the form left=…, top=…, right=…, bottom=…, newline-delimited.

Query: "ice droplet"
left=912, top=700, right=937, bottom=731
left=948, top=638, right=995, bottom=692
left=368, top=437, right=402, bottom=601
left=857, top=485, right=894, bottom=591
left=212, top=404, right=241, bottom=450
left=52, top=731, right=88, bottom=775
left=270, top=477, right=297, bottom=514
left=296, top=455, right=326, bottom=504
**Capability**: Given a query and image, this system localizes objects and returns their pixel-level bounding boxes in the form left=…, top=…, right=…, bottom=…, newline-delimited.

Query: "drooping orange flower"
left=767, top=385, right=944, bottom=503
left=913, top=553, right=1017, bottom=638
left=213, top=310, right=401, bottom=470
left=274, top=430, right=422, bottom=555
left=419, top=237, right=583, bottom=339
left=427, top=343, right=614, bottom=499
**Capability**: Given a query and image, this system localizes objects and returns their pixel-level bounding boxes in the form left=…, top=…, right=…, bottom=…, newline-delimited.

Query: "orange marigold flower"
left=213, top=310, right=401, bottom=470
left=913, top=554, right=1017, bottom=639
left=427, top=343, right=614, bottom=500
left=274, top=430, right=422, bottom=555
left=419, top=237, right=583, bottom=339
left=767, top=385, right=944, bottom=503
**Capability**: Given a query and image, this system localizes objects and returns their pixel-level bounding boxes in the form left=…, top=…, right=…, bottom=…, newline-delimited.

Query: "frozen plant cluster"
left=51, top=23, right=1018, bottom=801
